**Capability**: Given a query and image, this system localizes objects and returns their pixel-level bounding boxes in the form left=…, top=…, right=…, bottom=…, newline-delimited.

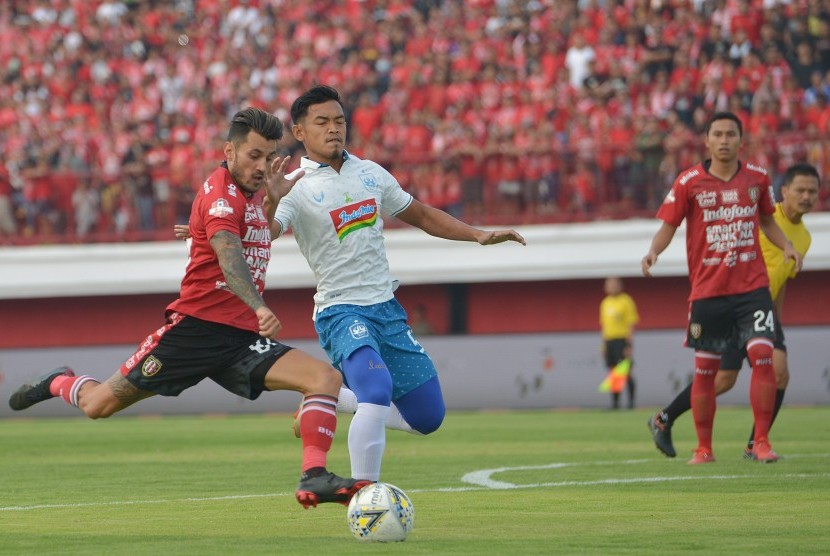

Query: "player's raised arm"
left=209, top=229, right=281, bottom=338
left=396, top=198, right=526, bottom=245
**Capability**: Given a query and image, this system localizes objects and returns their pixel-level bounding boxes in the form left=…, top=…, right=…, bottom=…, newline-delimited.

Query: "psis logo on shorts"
left=349, top=321, right=369, bottom=339
left=689, top=323, right=702, bottom=339
left=141, top=355, right=163, bottom=377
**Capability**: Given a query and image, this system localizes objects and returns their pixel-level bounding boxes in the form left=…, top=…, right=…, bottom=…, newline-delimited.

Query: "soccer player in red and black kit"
left=641, top=111, right=802, bottom=465
left=8, top=107, right=369, bottom=508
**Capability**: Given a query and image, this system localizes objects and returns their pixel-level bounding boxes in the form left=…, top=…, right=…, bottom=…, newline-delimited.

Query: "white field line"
left=2, top=454, right=828, bottom=512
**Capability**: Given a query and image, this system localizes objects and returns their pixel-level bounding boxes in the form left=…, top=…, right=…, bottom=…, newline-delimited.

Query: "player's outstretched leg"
left=295, top=469, right=371, bottom=509
left=8, top=367, right=75, bottom=410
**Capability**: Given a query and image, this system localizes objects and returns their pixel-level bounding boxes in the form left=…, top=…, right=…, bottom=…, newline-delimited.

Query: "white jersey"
left=274, top=151, right=413, bottom=313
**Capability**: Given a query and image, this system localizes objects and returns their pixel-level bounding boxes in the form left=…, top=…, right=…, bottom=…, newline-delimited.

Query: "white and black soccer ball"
left=347, top=482, right=415, bottom=542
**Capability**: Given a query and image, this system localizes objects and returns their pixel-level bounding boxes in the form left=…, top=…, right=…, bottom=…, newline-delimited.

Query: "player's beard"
left=229, top=166, right=262, bottom=195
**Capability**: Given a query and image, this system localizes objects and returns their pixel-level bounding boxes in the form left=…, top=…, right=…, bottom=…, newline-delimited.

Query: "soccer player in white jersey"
left=269, top=85, right=526, bottom=482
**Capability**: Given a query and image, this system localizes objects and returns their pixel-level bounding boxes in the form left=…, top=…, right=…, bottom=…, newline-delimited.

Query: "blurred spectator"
left=71, top=180, right=99, bottom=237
left=0, top=162, right=17, bottom=238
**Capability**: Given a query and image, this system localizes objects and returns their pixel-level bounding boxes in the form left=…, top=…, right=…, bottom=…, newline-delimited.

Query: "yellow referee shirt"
left=760, top=203, right=811, bottom=302
left=600, top=293, right=639, bottom=341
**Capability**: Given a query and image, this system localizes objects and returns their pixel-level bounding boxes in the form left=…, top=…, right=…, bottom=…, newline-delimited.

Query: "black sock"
left=627, top=376, right=636, bottom=408
left=663, top=382, right=693, bottom=423
left=747, top=388, right=786, bottom=448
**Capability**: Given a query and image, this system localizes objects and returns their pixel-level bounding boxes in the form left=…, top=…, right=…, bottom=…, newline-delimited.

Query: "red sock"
left=298, top=395, right=337, bottom=472
left=747, top=339, right=775, bottom=444
left=691, top=352, right=720, bottom=452
left=49, top=374, right=99, bottom=408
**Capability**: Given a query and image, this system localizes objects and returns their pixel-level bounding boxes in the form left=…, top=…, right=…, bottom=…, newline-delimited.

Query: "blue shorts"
left=314, top=299, right=438, bottom=400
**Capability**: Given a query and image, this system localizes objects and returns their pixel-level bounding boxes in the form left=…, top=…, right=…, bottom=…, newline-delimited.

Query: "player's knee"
left=342, top=346, right=392, bottom=406
left=775, top=366, right=790, bottom=389
left=746, top=339, right=774, bottom=368
left=408, top=406, right=445, bottom=435
left=774, top=351, right=789, bottom=389
left=310, top=362, right=342, bottom=396
left=714, top=371, right=738, bottom=394
left=351, top=373, right=392, bottom=406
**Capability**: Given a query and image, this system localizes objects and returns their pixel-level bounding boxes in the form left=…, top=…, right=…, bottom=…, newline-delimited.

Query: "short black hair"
left=227, top=107, right=283, bottom=145
left=704, top=111, right=743, bottom=137
left=290, top=85, right=343, bottom=124
left=782, top=162, right=820, bottom=186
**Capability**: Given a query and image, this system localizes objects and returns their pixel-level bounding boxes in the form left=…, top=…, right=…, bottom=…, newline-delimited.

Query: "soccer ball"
left=347, top=482, right=415, bottom=542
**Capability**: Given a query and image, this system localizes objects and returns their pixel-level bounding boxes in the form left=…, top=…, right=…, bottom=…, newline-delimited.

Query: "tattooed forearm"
left=210, top=230, right=265, bottom=312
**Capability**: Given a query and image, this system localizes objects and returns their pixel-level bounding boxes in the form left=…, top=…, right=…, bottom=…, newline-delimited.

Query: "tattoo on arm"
left=210, top=230, right=265, bottom=312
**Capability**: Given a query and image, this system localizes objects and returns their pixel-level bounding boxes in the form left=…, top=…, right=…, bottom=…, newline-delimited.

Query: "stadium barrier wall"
left=2, top=219, right=828, bottom=415
left=0, top=327, right=828, bottom=418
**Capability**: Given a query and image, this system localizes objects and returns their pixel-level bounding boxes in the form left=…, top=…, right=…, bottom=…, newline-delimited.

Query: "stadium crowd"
left=1, top=0, right=829, bottom=245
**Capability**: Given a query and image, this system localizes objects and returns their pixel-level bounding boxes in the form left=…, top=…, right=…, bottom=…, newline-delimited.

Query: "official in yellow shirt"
left=600, top=277, right=639, bottom=409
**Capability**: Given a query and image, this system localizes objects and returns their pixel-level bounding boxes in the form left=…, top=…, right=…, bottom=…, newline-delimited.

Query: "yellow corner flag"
left=598, top=359, right=631, bottom=393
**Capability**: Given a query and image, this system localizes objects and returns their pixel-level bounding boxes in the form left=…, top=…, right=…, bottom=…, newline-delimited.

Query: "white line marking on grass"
left=460, top=453, right=830, bottom=489
left=0, top=493, right=289, bottom=512
left=447, top=473, right=830, bottom=492
left=461, top=460, right=651, bottom=489
left=2, top=454, right=828, bottom=512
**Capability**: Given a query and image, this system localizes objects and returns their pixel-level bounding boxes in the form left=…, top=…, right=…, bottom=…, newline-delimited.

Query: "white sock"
left=339, top=386, right=413, bottom=433
left=349, top=402, right=390, bottom=481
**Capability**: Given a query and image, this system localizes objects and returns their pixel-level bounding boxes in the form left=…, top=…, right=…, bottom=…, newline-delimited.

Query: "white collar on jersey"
left=300, top=150, right=351, bottom=169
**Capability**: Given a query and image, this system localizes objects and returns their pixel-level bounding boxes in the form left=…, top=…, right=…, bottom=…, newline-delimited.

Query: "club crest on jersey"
left=749, top=187, right=759, bottom=203
left=141, top=355, right=163, bottom=377
left=209, top=198, right=234, bottom=217
left=349, top=321, right=369, bottom=339
left=689, top=323, right=702, bottom=339
left=359, top=171, right=379, bottom=192
left=330, top=199, right=378, bottom=241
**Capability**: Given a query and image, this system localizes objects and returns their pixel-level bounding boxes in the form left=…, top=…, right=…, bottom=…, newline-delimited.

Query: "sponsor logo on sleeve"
left=209, top=198, right=234, bottom=217
left=678, top=168, right=700, bottom=185
left=746, top=162, right=768, bottom=175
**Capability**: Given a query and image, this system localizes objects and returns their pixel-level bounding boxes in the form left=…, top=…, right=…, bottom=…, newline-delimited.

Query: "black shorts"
left=686, top=286, right=776, bottom=355
left=119, top=312, right=293, bottom=399
left=604, top=338, right=630, bottom=369
left=720, top=312, right=786, bottom=371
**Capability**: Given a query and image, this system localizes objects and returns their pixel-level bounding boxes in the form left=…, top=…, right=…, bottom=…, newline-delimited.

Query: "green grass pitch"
left=1, top=407, right=828, bottom=555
